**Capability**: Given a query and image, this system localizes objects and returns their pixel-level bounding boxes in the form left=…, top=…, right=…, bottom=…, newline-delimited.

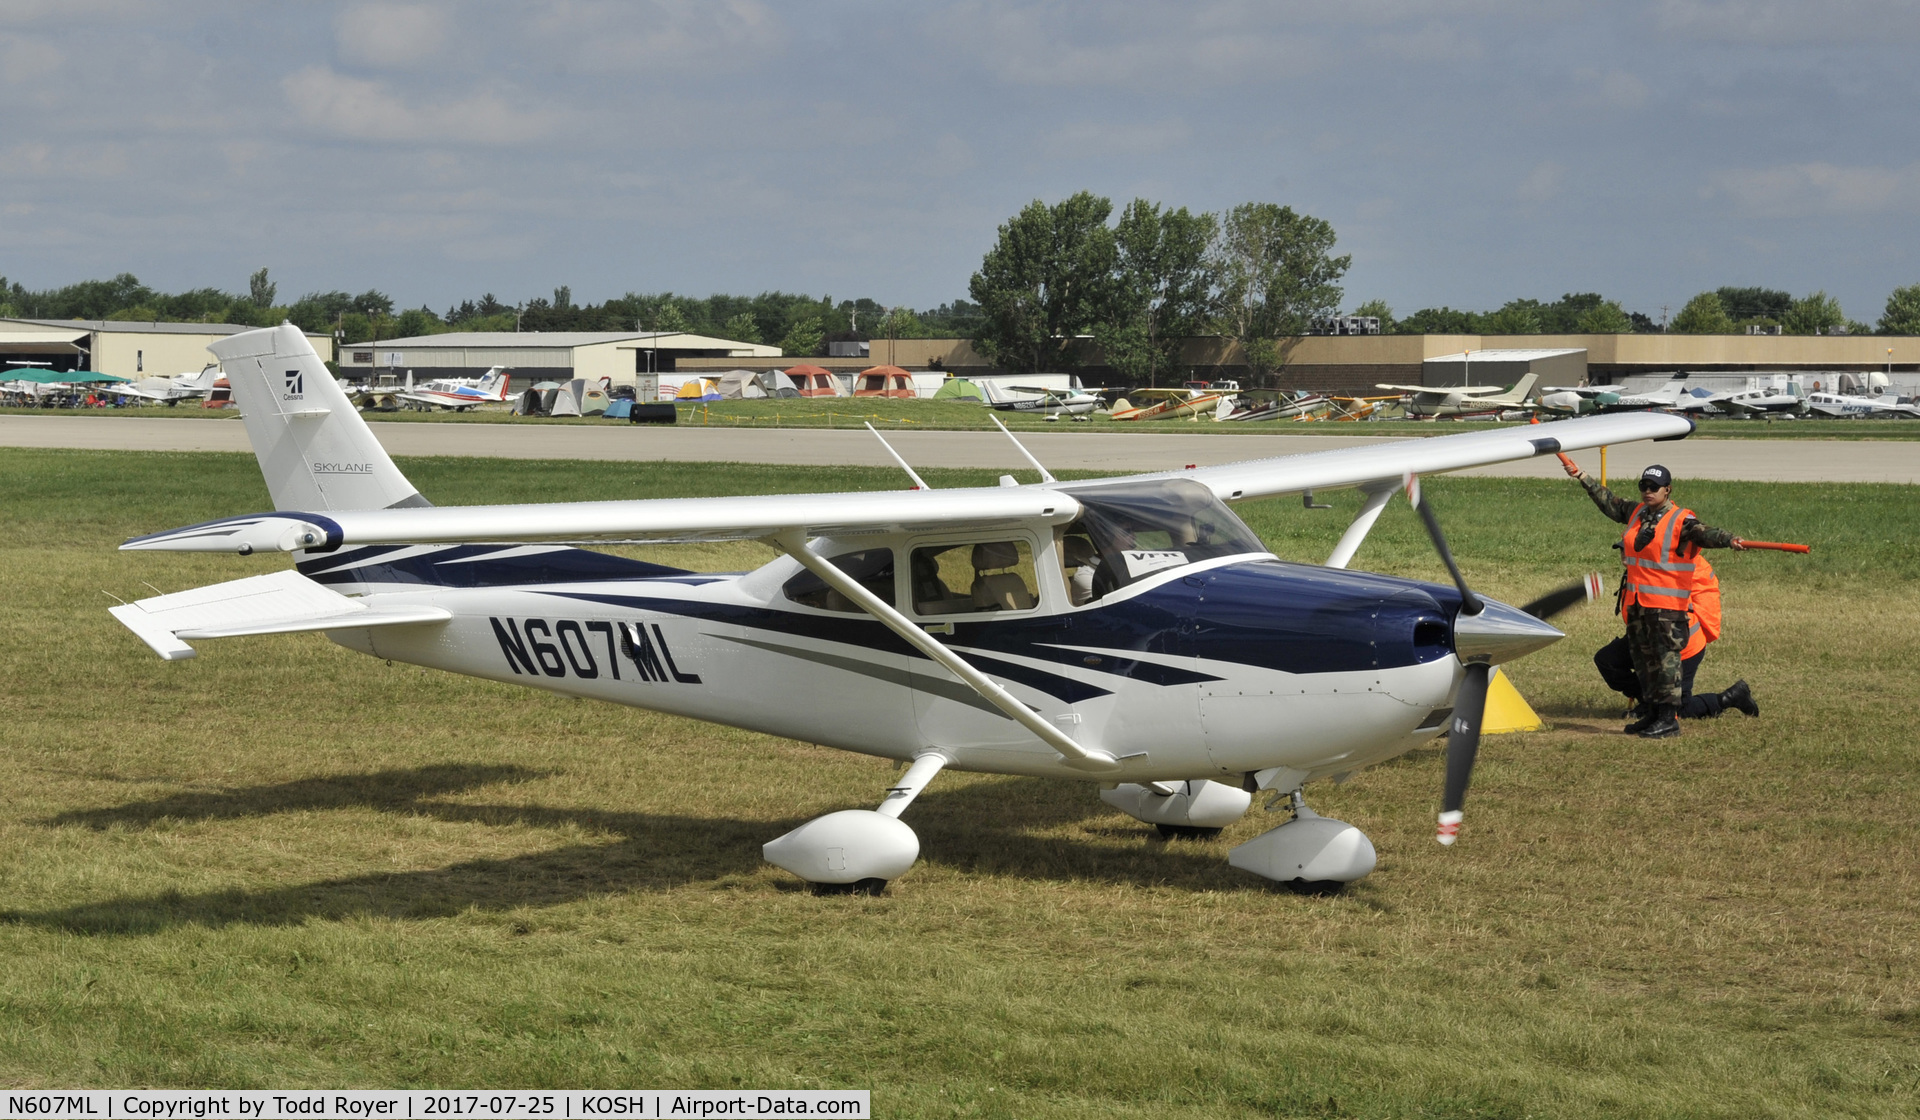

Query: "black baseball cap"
left=1639, top=464, right=1673, bottom=489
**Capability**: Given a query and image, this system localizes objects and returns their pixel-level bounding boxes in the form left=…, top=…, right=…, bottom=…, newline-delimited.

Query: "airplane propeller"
left=1402, top=475, right=1576, bottom=847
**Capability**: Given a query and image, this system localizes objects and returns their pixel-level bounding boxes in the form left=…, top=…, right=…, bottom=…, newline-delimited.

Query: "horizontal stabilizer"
left=109, top=569, right=450, bottom=660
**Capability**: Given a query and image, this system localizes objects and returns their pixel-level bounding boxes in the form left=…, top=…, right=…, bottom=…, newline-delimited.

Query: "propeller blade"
left=1437, top=662, right=1492, bottom=846
left=1405, top=473, right=1483, bottom=616
left=1520, top=572, right=1604, bottom=621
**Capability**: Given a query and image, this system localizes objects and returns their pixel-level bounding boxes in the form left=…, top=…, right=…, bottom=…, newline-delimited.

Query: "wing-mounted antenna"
left=864, top=422, right=929, bottom=490
left=989, top=415, right=1056, bottom=483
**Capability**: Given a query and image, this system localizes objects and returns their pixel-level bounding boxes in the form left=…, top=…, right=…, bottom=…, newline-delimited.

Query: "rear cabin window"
left=783, top=548, right=896, bottom=612
left=910, top=540, right=1038, bottom=615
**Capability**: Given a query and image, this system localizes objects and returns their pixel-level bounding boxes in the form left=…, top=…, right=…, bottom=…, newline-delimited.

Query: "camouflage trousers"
left=1625, top=605, right=1690, bottom=708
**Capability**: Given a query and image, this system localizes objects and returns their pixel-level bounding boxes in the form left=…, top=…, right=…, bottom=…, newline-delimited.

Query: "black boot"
left=1624, top=706, right=1660, bottom=734
left=1720, top=680, right=1758, bottom=717
left=1638, top=705, right=1682, bottom=738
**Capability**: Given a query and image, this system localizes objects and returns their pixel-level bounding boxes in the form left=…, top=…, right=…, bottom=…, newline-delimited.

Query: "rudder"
left=209, top=323, right=429, bottom=512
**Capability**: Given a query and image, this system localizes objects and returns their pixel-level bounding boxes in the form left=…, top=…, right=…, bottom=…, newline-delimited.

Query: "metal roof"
left=0, top=318, right=327, bottom=337
left=0, top=330, right=89, bottom=348
left=1425, top=348, right=1586, bottom=363
left=370, top=330, right=778, bottom=355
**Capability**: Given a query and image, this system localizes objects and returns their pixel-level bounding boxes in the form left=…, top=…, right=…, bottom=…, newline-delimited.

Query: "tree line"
left=9, top=244, right=1920, bottom=379
left=0, top=270, right=983, bottom=356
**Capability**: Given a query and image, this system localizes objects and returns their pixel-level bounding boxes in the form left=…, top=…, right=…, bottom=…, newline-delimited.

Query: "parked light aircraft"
left=1717, top=385, right=1808, bottom=417
left=109, top=325, right=1696, bottom=893
left=1803, top=390, right=1915, bottom=419
left=102, top=365, right=222, bottom=405
left=397, top=367, right=509, bottom=411
left=987, top=385, right=1101, bottom=420
left=1374, top=373, right=1539, bottom=418
left=1534, top=381, right=1722, bottom=417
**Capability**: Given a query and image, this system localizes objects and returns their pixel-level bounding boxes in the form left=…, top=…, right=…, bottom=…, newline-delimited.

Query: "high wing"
left=1109, top=411, right=1691, bottom=504
left=1373, top=382, right=1514, bottom=398
left=121, top=412, right=1689, bottom=556
left=123, top=487, right=1082, bottom=553
left=1371, top=383, right=1426, bottom=394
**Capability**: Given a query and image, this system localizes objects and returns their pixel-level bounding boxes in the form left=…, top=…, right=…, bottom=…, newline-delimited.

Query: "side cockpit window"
left=1060, top=478, right=1266, bottom=603
left=783, top=548, right=896, bottom=612
left=911, top=540, right=1038, bottom=615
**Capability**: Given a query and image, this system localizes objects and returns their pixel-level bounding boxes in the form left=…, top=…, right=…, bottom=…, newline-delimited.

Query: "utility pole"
left=1660, top=305, right=1670, bottom=332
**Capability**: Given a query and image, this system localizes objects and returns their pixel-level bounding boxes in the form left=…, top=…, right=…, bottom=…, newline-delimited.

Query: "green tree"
left=1210, top=202, right=1348, bottom=383
left=1397, top=307, right=1480, bottom=334
left=352, top=290, right=394, bottom=317
left=653, top=300, right=691, bottom=333
left=1351, top=299, right=1395, bottom=333
left=394, top=306, right=443, bottom=338
left=968, top=192, right=1117, bottom=375
left=876, top=306, right=927, bottom=340
left=1783, top=291, right=1845, bottom=335
left=248, top=268, right=276, bottom=309
left=721, top=311, right=762, bottom=344
left=1671, top=292, right=1735, bottom=334
left=1481, top=300, right=1543, bottom=334
left=1878, top=284, right=1920, bottom=334
left=1715, top=287, right=1793, bottom=323
left=1100, top=199, right=1217, bottom=387
left=779, top=317, right=823, bottom=357
left=1575, top=299, right=1633, bottom=333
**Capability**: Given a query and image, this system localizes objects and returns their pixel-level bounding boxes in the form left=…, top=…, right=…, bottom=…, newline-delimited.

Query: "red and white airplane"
left=397, top=366, right=509, bottom=411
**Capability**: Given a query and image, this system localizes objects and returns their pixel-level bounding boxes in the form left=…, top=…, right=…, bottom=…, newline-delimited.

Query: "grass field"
left=6, top=399, right=1919, bottom=439
left=2, top=448, right=1916, bottom=1116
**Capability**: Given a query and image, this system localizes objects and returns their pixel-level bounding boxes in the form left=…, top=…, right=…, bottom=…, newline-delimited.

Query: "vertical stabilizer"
left=209, top=323, right=429, bottom=512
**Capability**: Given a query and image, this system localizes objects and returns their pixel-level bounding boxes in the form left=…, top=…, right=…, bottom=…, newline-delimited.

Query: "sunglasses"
left=1638, top=481, right=1665, bottom=491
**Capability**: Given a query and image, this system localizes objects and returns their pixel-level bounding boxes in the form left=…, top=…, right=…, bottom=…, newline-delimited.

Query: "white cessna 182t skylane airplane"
left=110, top=325, right=1696, bottom=893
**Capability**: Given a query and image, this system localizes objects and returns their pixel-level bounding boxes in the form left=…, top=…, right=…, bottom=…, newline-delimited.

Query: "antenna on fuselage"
left=863, top=422, right=929, bottom=490
left=989, top=415, right=1056, bottom=483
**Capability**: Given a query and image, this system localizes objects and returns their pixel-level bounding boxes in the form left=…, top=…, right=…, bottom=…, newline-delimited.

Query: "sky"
left=3, top=0, right=1919, bottom=325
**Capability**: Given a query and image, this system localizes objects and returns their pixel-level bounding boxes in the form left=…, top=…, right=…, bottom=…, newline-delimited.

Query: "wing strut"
left=767, top=531, right=1118, bottom=772
left=1325, top=483, right=1395, bottom=569
left=863, top=423, right=930, bottom=489
left=989, top=415, right=1056, bottom=483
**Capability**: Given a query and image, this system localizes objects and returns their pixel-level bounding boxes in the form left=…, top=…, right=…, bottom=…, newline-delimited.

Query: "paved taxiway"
left=1, top=416, right=1914, bottom=484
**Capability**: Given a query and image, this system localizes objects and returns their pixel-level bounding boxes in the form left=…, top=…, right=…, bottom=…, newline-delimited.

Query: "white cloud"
left=336, top=4, right=451, bottom=68
left=1707, top=162, right=1920, bottom=217
left=0, top=32, right=62, bottom=82
left=1600, top=70, right=1650, bottom=108
left=527, top=0, right=783, bottom=73
left=1049, top=118, right=1191, bottom=159
left=281, top=67, right=551, bottom=145
left=1654, top=0, right=1920, bottom=44
left=1516, top=161, right=1566, bottom=204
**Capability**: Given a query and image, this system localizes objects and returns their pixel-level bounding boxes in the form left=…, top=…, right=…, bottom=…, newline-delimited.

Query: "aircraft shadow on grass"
left=9, top=764, right=1247, bottom=935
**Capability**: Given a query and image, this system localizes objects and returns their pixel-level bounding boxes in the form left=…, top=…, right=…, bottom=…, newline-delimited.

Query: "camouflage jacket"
left=1578, top=474, right=1738, bottom=549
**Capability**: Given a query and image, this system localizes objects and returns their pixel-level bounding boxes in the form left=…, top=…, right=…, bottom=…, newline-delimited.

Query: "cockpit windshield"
left=1056, top=478, right=1268, bottom=602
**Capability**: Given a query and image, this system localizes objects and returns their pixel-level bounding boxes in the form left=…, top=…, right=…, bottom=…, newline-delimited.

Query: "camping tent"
left=675, top=378, right=722, bottom=401
left=757, top=370, right=801, bottom=398
left=784, top=364, right=843, bottom=397
left=716, top=369, right=768, bottom=400
left=932, top=377, right=985, bottom=402
left=854, top=365, right=914, bottom=398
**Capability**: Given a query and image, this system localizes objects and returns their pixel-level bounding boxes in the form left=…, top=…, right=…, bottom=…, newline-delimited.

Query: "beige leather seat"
left=970, top=541, right=1035, bottom=610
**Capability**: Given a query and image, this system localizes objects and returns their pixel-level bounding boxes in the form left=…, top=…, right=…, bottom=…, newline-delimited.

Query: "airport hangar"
left=0, top=318, right=334, bottom=380
left=869, top=335, right=1920, bottom=392
left=354, top=331, right=783, bottom=396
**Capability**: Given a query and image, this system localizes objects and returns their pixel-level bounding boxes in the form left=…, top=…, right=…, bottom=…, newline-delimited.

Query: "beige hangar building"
left=0, top=318, right=334, bottom=380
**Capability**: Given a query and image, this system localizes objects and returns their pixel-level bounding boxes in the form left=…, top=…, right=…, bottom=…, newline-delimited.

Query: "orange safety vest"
left=1681, top=552, right=1720, bottom=659
left=1620, top=502, right=1698, bottom=613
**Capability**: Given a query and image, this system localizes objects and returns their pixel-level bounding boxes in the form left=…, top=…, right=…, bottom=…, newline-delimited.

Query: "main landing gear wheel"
left=762, top=755, right=949, bottom=895
left=809, top=877, right=889, bottom=897
left=1154, top=824, right=1224, bottom=840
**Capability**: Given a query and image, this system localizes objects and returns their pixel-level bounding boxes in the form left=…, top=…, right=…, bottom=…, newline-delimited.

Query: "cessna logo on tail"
left=283, top=368, right=304, bottom=400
